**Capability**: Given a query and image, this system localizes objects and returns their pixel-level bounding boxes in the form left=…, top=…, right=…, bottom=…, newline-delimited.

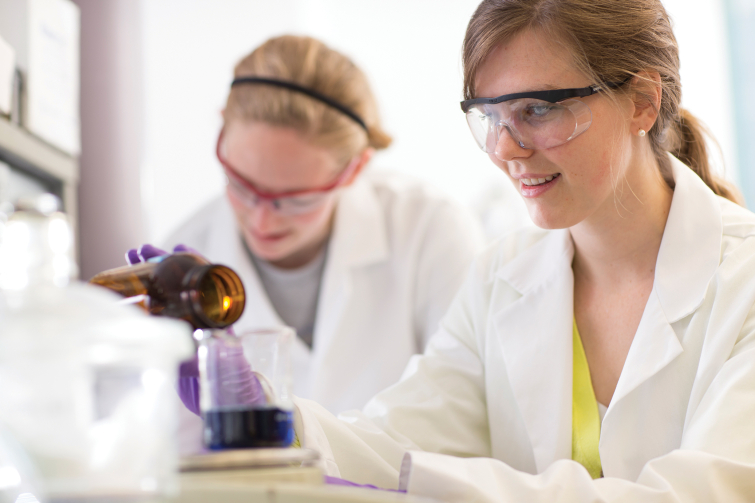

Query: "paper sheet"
left=27, top=0, right=80, bottom=155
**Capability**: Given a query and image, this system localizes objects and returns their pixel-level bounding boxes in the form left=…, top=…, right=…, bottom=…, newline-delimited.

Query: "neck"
left=269, top=236, right=328, bottom=269
left=570, top=152, right=673, bottom=284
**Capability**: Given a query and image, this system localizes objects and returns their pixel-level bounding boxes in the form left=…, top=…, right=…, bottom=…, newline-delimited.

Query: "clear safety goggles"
left=216, top=129, right=359, bottom=216
left=460, top=81, right=626, bottom=152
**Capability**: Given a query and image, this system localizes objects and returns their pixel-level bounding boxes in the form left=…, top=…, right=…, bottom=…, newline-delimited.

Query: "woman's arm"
left=295, top=249, right=495, bottom=488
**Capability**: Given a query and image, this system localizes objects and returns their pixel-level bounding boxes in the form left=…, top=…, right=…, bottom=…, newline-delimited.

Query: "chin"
left=527, top=207, right=575, bottom=230
left=253, top=246, right=293, bottom=263
left=246, top=236, right=294, bottom=263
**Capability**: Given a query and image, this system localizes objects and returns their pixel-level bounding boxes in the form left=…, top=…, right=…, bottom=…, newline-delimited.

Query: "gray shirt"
left=245, top=239, right=327, bottom=349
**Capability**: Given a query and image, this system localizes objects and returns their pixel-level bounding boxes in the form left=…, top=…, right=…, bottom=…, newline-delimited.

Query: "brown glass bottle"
left=89, top=252, right=245, bottom=329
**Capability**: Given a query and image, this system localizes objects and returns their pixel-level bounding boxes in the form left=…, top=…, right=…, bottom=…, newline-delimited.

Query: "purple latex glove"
left=125, top=243, right=265, bottom=416
left=207, top=335, right=267, bottom=407
left=125, top=243, right=195, bottom=265
left=177, top=342, right=266, bottom=417
left=324, top=476, right=405, bottom=492
left=177, top=357, right=202, bottom=415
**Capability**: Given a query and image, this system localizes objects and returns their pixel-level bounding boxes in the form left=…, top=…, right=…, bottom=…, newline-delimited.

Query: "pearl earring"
left=638, top=129, right=646, bottom=137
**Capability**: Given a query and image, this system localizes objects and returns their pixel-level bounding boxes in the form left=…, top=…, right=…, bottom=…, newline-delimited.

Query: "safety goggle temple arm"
left=459, top=79, right=630, bottom=113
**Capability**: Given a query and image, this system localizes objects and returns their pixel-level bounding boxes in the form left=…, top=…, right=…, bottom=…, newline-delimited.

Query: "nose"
left=493, top=125, right=533, bottom=162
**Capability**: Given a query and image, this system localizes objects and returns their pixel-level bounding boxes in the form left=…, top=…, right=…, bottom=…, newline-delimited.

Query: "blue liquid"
left=203, top=407, right=294, bottom=449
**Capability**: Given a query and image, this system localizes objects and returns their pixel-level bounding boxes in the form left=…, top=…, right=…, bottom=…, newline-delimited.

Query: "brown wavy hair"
left=225, top=35, right=391, bottom=165
left=462, top=0, right=741, bottom=204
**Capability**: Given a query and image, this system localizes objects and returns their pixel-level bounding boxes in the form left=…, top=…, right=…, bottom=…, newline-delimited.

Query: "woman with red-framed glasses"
left=164, top=35, right=485, bottom=426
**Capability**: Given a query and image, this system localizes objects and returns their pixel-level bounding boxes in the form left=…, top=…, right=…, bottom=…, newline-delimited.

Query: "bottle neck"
left=180, top=264, right=245, bottom=329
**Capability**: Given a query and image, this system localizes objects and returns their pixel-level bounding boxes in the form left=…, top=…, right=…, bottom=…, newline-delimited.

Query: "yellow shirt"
left=572, top=319, right=603, bottom=479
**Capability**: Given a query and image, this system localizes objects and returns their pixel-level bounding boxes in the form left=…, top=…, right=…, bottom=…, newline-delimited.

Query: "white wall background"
left=140, top=0, right=738, bottom=244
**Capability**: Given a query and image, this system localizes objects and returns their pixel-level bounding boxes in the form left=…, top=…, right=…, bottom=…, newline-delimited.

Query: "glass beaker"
left=197, top=328, right=294, bottom=450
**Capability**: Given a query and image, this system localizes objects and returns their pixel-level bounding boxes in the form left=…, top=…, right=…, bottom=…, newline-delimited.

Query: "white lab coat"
left=165, top=169, right=486, bottom=414
left=295, top=155, right=755, bottom=501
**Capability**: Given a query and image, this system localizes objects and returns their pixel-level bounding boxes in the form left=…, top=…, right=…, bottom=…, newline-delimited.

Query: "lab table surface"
left=174, top=481, right=439, bottom=503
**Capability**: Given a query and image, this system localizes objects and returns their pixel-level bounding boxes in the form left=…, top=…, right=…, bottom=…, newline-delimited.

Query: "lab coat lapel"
left=493, top=229, right=575, bottom=473
left=600, top=156, right=722, bottom=476
left=608, top=155, right=721, bottom=407
left=311, top=177, right=389, bottom=366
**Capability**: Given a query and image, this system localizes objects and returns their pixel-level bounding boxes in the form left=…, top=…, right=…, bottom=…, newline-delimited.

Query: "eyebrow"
left=489, top=83, right=563, bottom=97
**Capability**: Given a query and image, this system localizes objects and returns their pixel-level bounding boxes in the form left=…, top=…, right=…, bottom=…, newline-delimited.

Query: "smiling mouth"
left=520, top=173, right=560, bottom=186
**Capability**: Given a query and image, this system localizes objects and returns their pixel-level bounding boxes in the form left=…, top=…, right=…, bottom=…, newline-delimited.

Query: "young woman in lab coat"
left=289, top=0, right=755, bottom=500
left=164, top=35, right=485, bottom=415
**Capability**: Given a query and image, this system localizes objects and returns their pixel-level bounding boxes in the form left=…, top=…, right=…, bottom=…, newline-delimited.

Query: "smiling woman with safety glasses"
left=284, top=0, right=755, bottom=500
left=163, top=35, right=485, bottom=433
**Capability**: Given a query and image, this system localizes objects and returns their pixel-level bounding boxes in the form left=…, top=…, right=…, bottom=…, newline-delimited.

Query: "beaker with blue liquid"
left=197, top=328, right=295, bottom=450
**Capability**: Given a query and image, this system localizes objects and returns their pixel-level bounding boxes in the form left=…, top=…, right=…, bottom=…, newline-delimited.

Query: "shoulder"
left=359, top=169, right=483, bottom=236
left=717, top=197, right=755, bottom=269
left=698, top=198, right=755, bottom=351
left=162, top=195, right=231, bottom=250
left=363, top=169, right=461, bottom=210
left=719, top=197, right=755, bottom=241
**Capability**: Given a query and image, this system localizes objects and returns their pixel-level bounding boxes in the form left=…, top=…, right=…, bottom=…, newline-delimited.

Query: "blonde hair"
left=225, top=35, right=391, bottom=164
left=462, top=0, right=742, bottom=204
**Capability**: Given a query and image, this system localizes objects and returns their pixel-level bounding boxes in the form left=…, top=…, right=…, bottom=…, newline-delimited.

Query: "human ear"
left=629, top=71, right=662, bottom=135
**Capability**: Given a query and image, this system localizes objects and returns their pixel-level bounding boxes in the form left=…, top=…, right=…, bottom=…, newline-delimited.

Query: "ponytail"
left=366, top=126, right=392, bottom=150
left=670, top=109, right=743, bottom=205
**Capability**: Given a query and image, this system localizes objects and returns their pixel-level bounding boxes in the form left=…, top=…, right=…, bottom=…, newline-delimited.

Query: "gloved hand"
left=125, top=243, right=195, bottom=265
left=125, top=243, right=266, bottom=416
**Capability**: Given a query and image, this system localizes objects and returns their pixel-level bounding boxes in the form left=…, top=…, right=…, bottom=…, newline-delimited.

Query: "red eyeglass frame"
left=216, top=128, right=360, bottom=201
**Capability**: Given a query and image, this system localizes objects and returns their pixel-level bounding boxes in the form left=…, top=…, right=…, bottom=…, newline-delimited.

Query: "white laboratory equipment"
left=0, top=422, right=43, bottom=503
left=0, top=195, right=194, bottom=501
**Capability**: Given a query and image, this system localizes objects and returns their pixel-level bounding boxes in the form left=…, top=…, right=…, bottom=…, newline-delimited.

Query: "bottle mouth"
left=183, top=265, right=246, bottom=328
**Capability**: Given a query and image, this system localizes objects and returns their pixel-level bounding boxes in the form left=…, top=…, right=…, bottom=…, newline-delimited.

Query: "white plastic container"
left=0, top=197, right=194, bottom=501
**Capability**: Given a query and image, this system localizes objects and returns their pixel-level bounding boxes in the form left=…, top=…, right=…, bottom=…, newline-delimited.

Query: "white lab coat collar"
left=491, top=154, right=723, bottom=473
left=654, top=154, right=722, bottom=322
left=309, top=175, right=390, bottom=361
left=492, top=229, right=574, bottom=473
left=329, top=174, right=390, bottom=271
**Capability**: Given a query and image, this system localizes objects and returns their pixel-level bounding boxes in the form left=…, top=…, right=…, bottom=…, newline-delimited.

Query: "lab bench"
left=174, top=481, right=437, bottom=503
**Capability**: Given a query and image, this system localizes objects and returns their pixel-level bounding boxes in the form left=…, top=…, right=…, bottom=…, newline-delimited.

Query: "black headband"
left=231, top=77, right=368, bottom=132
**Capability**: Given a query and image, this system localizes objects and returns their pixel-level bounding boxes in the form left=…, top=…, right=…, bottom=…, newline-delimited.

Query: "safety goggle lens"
left=466, top=98, right=592, bottom=152
left=226, top=178, right=332, bottom=216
